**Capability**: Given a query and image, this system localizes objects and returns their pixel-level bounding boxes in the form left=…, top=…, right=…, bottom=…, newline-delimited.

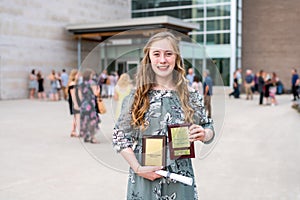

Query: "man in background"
left=61, top=69, right=69, bottom=100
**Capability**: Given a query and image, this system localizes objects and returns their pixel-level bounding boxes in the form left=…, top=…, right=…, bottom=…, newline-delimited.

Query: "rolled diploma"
left=155, top=170, right=193, bottom=186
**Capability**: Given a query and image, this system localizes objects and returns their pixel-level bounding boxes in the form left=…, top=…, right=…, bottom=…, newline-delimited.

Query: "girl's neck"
left=153, top=82, right=176, bottom=91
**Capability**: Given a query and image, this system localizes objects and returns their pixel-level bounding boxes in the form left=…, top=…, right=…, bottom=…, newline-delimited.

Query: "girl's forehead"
left=149, top=39, right=174, bottom=51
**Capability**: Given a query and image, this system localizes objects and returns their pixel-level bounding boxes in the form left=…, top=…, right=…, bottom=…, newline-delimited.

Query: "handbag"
left=96, top=96, right=106, bottom=114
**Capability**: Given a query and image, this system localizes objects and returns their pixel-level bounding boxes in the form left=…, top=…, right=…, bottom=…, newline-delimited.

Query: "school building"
left=0, top=0, right=299, bottom=99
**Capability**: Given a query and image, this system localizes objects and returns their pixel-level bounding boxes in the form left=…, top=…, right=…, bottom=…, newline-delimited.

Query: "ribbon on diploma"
left=155, top=170, right=193, bottom=186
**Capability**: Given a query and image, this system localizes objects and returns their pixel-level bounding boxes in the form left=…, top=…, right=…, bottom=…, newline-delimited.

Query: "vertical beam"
left=203, top=0, right=207, bottom=74
left=0, top=55, right=2, bottom=100
left=230, top=0, right=237, bottom=87
left=77, top=37, right=82, bottom=70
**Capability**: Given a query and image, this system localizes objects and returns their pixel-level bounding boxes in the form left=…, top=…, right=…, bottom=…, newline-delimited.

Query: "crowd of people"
left=28, top=67, right=133, bottom=143
left=65, top=69, right=132, bottom=144
left=28, top=68, right=69, bottom=101
left=227, top=68, right=298, bottom=107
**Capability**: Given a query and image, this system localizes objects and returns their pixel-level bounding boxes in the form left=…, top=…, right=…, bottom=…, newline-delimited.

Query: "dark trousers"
left=259, top=91, right=264, bottom=105
left=292, top=86, right=299, bottom=100
left=229, top=87, right=239, bottom=98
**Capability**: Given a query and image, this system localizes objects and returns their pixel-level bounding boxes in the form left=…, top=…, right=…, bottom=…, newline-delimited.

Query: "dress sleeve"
left=189, top=91, right=215, bottom=144
left=112, top=92, right=135, bottom=152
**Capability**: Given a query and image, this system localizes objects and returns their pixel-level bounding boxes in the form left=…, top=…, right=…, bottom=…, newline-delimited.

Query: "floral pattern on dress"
left=79, top=80, right=99, bottom=138
left=113, top=89, right=214, bottom=200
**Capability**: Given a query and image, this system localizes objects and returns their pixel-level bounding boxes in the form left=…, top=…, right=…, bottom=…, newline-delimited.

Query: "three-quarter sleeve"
left=189, top=91, right=215, bottom=144
left=112, top=92, right=135, bottom=152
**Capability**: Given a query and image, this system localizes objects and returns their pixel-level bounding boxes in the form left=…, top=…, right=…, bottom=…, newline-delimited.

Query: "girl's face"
left=149, top=38, right=176, bottom=81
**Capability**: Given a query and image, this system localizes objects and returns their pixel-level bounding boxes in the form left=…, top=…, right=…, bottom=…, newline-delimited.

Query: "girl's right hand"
left=136, top=166, right=163, bottom=181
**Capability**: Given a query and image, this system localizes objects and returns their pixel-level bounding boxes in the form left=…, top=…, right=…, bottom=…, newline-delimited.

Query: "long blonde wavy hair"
left=131, top=31, right=194, bottom=129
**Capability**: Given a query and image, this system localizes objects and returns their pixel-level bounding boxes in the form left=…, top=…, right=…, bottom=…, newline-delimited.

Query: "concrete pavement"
left=0, top=93, right=299, bottom=200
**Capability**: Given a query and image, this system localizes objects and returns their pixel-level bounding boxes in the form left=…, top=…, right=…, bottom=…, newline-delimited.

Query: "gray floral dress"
left=113, top=90, right=214, bottom=200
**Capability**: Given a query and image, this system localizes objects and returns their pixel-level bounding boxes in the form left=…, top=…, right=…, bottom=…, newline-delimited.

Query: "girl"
left=113, top=32, right=214, bottom=199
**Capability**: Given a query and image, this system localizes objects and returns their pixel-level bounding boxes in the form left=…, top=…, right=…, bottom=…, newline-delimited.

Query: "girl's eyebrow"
left=150, top=49, right=174, bottom=53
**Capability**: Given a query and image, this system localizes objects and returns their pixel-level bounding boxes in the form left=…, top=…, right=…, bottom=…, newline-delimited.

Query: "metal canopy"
left=65, top=16, right=199, bottom=41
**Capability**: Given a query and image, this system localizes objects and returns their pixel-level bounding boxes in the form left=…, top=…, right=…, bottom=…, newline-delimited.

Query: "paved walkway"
left=0, top=93, right=299, bottom=200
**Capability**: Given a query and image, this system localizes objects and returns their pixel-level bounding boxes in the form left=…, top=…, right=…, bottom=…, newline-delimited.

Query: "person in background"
left=114, top=73, right=132, bottom=119
left=67, top=69, right=80, bottom=137
left=236, top=68, right=242, bottom=96
left=253, top=72, right=259, bottom=93
left=107, top=71, right=118, bottom=98
left=191, top=75, right=203, bottom=95
left=186, top=67, right=195, bottom=86
left=269, top=72, right=278, bottom=106
left=28, top=69, right=37, bottom=99
left=79, top=69, right=100, bottom=144
left=244, top=69, right=254, bottom=100
left=203, top=69, right=213, bottom=118
left=112, top=31, right=214, bottom=200
left=56, top=71, right=62, bottom=100
left=37, top=70, right=46, bottom=100
left=264, top=73, right=272, bottom=105
left=258, top=70, right=265, bottom=105
left=61, top=69, right=69, bottom=100
left=291, top=68, right=299, bottom=101
left=48, top=70, right=59, bottom=101
left=229, top=71, right=239, bottom=98
left=99, top=70, right=108, bottom=98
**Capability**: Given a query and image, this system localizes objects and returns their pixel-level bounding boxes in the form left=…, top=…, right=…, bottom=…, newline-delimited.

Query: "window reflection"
left=207, top=33, right=230, bottom=44
left=207, top=5, right=230, bottom=17
left=207, top=19, right=230, bottom=31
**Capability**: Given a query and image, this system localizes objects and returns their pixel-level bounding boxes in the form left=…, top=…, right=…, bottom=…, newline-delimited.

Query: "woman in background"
left=67, top=69, right=80, bottom=137
left=37, top=70, right=46, bottom=100
left=79, top=69, right=100, bottom=143
left=113, top=73, right=132, bottom=119
left=28, top=69, right=37, bottom=99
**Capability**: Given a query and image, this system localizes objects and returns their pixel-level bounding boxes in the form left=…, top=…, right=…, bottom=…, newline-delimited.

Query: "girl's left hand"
left=188, top=124, right=206, bottom=142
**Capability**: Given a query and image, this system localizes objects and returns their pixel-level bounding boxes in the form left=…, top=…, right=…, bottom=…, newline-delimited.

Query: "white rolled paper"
left=155, top=170, right=193, bottom=186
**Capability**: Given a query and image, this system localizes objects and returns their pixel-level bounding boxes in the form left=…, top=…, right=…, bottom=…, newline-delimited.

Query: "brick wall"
left=242, top=0, right=300, bottom=90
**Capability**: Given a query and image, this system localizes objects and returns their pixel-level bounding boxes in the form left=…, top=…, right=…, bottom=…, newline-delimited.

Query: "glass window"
left=206, top=33, right=230, bottom=44
left=207, top=58, right=230, bottom=86
left=157, top=0, right=180, bottom=8
left=155, top=0, right=195, bottom=7
left=194, top=0, right=204, bottom=4
left=190, top=34, right=203, bottom=44
left=155, top=8, right=192, bottom=19
left=206, top=19, right=230, bottom=31
left=156, top=10, right=179, bottom=18
left=207, top=5, right=230, bottom=17
left=191, top=7, right=204, bottom=18
left=206, top=0, right=230, bottom=3
left=132, top=0, right=156, bottom=9
left=191, top=34, right=204, bottom=44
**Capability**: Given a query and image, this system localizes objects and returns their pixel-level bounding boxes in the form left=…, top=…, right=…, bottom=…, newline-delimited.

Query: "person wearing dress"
left=113, top=73, right=132, bottom=120
left=67, top=69, right=80, bottom=137
left=37, top=70, right=46, bottom=100
left=28, top=69, right=37, bottom=99
left=191, top=75, right=203, bottom=95
left=48, top=70, right=59, bottom=101
left=113, top=31, right=214, bottom=199
left=79, top=69, right=100, bottom=143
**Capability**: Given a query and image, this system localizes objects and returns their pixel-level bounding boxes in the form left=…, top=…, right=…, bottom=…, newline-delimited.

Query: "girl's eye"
left=153, top=53, right=160, bottom=56
left=166, top=52, right=174, bottom=56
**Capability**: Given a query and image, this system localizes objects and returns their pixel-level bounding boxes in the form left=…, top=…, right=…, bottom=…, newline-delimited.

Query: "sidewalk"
left=0, top=94, right=299, bottom=200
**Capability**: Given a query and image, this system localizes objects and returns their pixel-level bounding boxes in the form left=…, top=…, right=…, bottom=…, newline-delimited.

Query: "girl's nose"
left=159, top=54, right=166, bottom=63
